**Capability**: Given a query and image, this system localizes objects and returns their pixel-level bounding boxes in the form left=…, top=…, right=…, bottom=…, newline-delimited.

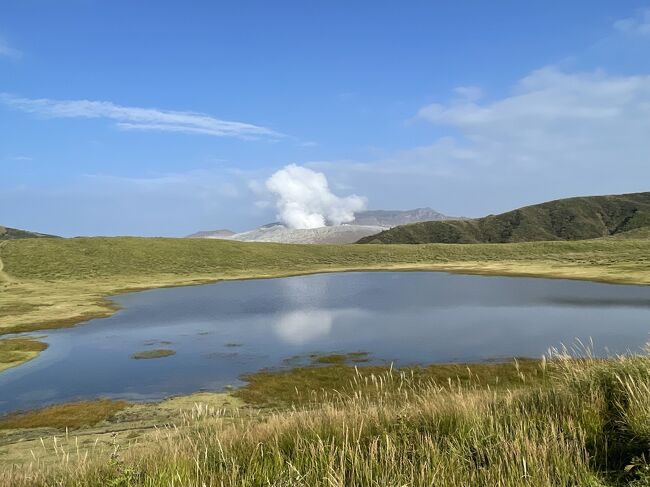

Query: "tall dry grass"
left=6, top=352, right=650, bottom=486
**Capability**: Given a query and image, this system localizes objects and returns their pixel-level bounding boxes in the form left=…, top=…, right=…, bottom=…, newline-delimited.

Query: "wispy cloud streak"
left=614, top=8, right=650, bottom=36
left=1, top=94, right=283, bottom=139
left=0, top=39, right=21, bottom=59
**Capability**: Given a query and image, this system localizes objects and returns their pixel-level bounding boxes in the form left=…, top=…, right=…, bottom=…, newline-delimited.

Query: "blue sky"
left=2, top=1, right=650, bottom=236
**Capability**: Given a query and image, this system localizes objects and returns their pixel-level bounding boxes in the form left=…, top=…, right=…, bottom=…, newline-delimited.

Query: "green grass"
left=609, top=226, right=650, bottom=239
left=130, top=349, right=176, bottom=360
left=7, top=354, right=650, bottom=486
left=0, top=337, right=48, bottom=372
left=2, top=236, right=649, bottom=337
left=358, top=191, right=650, bottom=244
left=5, top=235, right=650, bottom=282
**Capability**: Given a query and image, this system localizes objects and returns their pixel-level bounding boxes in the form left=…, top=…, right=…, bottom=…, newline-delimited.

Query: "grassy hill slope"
left=358, top=191, right=650, bottom=244
left=0, top=226, right=57, bottom=240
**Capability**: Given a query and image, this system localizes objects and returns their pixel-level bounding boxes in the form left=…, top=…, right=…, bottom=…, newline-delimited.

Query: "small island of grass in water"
left=130, top=349, right=176, bottom=360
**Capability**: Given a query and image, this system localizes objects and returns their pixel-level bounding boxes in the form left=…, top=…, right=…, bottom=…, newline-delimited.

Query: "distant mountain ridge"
left=0, top=226, right=57, bottom=240
left=186, top=208, right=458, bottom=244
left=351, top=208, right=458, bottom=227
left=186, top=229, right=236, bottom=239
left=222, top=224, right=386, bottom=244
left=357, top=192, right=650, bottom=244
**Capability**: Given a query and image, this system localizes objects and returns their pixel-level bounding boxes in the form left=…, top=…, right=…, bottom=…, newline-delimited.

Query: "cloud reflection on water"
left=273, top=309, right=335, bottom=345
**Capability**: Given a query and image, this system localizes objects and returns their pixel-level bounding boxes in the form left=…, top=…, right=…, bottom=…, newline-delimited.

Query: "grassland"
left=1, top=236, right=649, bottom=340
left=2, top=235, right=650, bottom=484
left=0, top=392, right=243, bottom=468
left=5, top=354, right=650, bottom=485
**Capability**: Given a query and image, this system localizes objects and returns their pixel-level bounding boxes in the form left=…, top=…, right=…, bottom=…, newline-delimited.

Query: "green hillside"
left=358, top=191, right=650, bottom=244
left=0, top=226, right=57, bottom=240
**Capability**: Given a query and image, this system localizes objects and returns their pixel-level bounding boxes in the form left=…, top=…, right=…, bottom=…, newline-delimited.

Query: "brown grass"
left=0, top=400, right=129, bottom=430
left=0, top=337, right=48, bottom=372
left=8, top=353, right=650, bottom=486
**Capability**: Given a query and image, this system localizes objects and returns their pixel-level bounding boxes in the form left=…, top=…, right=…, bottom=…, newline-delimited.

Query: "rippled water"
left=1, top=272, right=649, bottom=413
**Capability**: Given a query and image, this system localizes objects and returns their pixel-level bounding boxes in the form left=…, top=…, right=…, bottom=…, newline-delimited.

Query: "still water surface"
left=1, top=272, right=650, bottom=413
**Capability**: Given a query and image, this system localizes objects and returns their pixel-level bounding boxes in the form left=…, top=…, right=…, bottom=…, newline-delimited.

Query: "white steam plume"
left=265, top=164, right=366, bottom=229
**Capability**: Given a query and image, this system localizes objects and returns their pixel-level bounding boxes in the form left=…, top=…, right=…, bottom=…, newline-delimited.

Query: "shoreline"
left=0, top=357, right=544, bottom=449
left=3, top=259, right=649, bottom=338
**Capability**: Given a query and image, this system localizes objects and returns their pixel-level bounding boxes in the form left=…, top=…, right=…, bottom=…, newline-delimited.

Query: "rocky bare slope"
left=187, top=208, right=458, bottom=244
left=226, top=224, right=386, bottom=244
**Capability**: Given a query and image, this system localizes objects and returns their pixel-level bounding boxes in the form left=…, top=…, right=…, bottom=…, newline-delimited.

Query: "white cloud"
left=0, top=94, right=284, bottom=140
left=265, top=164, right=366, bottom=229
left=416, top=67, right=650, bottom=173
left=299, top=141, right=319, bottom=148
left=614, top=8, right=650, bottom=36
left=453, top=86, right=483, bottom=102
left=0, top=39, right=21, bottom=59
left=309, top=66, right=650, bottom=217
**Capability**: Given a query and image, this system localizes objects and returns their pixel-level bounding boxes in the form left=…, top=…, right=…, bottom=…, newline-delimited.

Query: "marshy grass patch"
left=282, top=351, right=371, bottom=367
left=310, top=351, right=371, bottom=365
left=0, top=399, right=129, bottom=430
left=236, top=358, right=547, bottom=408
left=130, top=349, right=175, bottom=360
left=142, top=340, right=173, bottom=346
left=0, top=337, right=48, bottom=372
